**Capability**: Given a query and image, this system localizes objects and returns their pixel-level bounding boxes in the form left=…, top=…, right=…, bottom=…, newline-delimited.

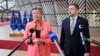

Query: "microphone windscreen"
left=79, top=25, right=84, bottom=29
left=49, top=32, right=57, bottom=40
left=29, top=29, right=35, bottom=33
left=79, top=24, right=84, bottom=32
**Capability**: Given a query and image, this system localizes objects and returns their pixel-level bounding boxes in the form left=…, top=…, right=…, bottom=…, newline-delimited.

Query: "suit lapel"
left=65, top=16, right=80, bottom=36
left=66, top=17, right=71, bottom=35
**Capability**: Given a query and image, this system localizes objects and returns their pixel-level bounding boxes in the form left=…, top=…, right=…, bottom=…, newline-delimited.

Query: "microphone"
left=79, top=25, right=86, bottom=45
left=79, top=24, right=84, bottom=31
left=30, top=28, right=35, bottom=33
left=49, top=32, right=65, bottom=56
left=79, top=24, right=88, bottom=52
left=27, top=28, right=35, bottom=44
left=7, top=28, right=35, bottom=56
left=79, top=25, right=100, bottom=46
left=49, top=32, right=57, bottom=41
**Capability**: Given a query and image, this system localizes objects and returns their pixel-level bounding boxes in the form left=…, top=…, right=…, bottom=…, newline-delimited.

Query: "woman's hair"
left=32, top=7, right=43, bottom=14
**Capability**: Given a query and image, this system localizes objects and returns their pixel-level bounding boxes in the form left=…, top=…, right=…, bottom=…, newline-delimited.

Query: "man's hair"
left=32, top=7, right=43, bottom=14
left=69, top=3, right=79, bottom=10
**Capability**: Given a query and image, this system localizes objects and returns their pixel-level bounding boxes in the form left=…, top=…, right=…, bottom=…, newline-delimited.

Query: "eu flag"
left=17, top=11, right=23, bottom=31
left=29, top=11, right=33, bottom=22
left=10, top=11, right=17, bottom=31
left=22, top=11, right=27, bottom=30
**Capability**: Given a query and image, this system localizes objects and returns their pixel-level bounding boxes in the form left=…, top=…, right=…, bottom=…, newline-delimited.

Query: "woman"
left=23, top=7, right=52, bottom=56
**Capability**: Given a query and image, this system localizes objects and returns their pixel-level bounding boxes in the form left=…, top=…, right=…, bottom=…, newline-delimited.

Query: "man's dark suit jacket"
left=60, top=16, right=90, bottom=56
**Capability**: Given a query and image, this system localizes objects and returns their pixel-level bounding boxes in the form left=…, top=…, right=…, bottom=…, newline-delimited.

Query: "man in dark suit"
left=60, top=3, right=90, bottom=56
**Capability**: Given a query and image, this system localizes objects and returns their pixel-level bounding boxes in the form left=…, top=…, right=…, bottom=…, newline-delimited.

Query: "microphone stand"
left=83, top=36, right=100, bottom=46
left=7, top=29, right=34, bottom=56
left=80, top=32, right=88, bottom=52
left=79, top=24, right=100, bottom=53
left=49, top=32, right=65, bottom=56
left=79, top=24, right=88, bottom=52
left=53, top=39, right=65, bottom=56
left=7, top=37, right=28, bottom=56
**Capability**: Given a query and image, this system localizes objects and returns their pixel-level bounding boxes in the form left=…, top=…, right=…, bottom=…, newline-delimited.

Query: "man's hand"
left=84, top=53, right=90, bottom=56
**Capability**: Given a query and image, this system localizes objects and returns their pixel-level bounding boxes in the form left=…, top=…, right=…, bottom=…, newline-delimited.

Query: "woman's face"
left=32, top=10, right=42, bottom=21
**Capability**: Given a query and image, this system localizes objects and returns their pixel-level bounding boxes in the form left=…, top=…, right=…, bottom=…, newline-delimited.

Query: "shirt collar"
left=70, top=16, right=78, bottom=20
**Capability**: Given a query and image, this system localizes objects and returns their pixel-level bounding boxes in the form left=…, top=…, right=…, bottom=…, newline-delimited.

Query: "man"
left=60, top=3, right=90, bottom=56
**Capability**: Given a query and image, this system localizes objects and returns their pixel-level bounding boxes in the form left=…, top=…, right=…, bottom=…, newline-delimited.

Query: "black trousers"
left=64, top=48, right=84, bottom=56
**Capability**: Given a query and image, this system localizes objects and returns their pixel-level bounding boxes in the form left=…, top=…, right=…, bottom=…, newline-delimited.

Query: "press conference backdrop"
left=15, top=0, right=100, bottom=37
left=16, top=0, right=100, bottom=27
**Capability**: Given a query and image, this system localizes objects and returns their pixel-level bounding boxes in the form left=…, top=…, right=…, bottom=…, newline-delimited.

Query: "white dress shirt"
left=70, top=16, right=78, bottom=34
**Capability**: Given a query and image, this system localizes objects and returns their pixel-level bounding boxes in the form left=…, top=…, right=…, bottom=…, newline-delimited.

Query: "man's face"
left=68, top=5, right=78, bottom=17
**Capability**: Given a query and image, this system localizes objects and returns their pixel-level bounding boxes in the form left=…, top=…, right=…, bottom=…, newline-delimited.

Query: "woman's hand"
left=33, top=38, right=45, bottom=44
